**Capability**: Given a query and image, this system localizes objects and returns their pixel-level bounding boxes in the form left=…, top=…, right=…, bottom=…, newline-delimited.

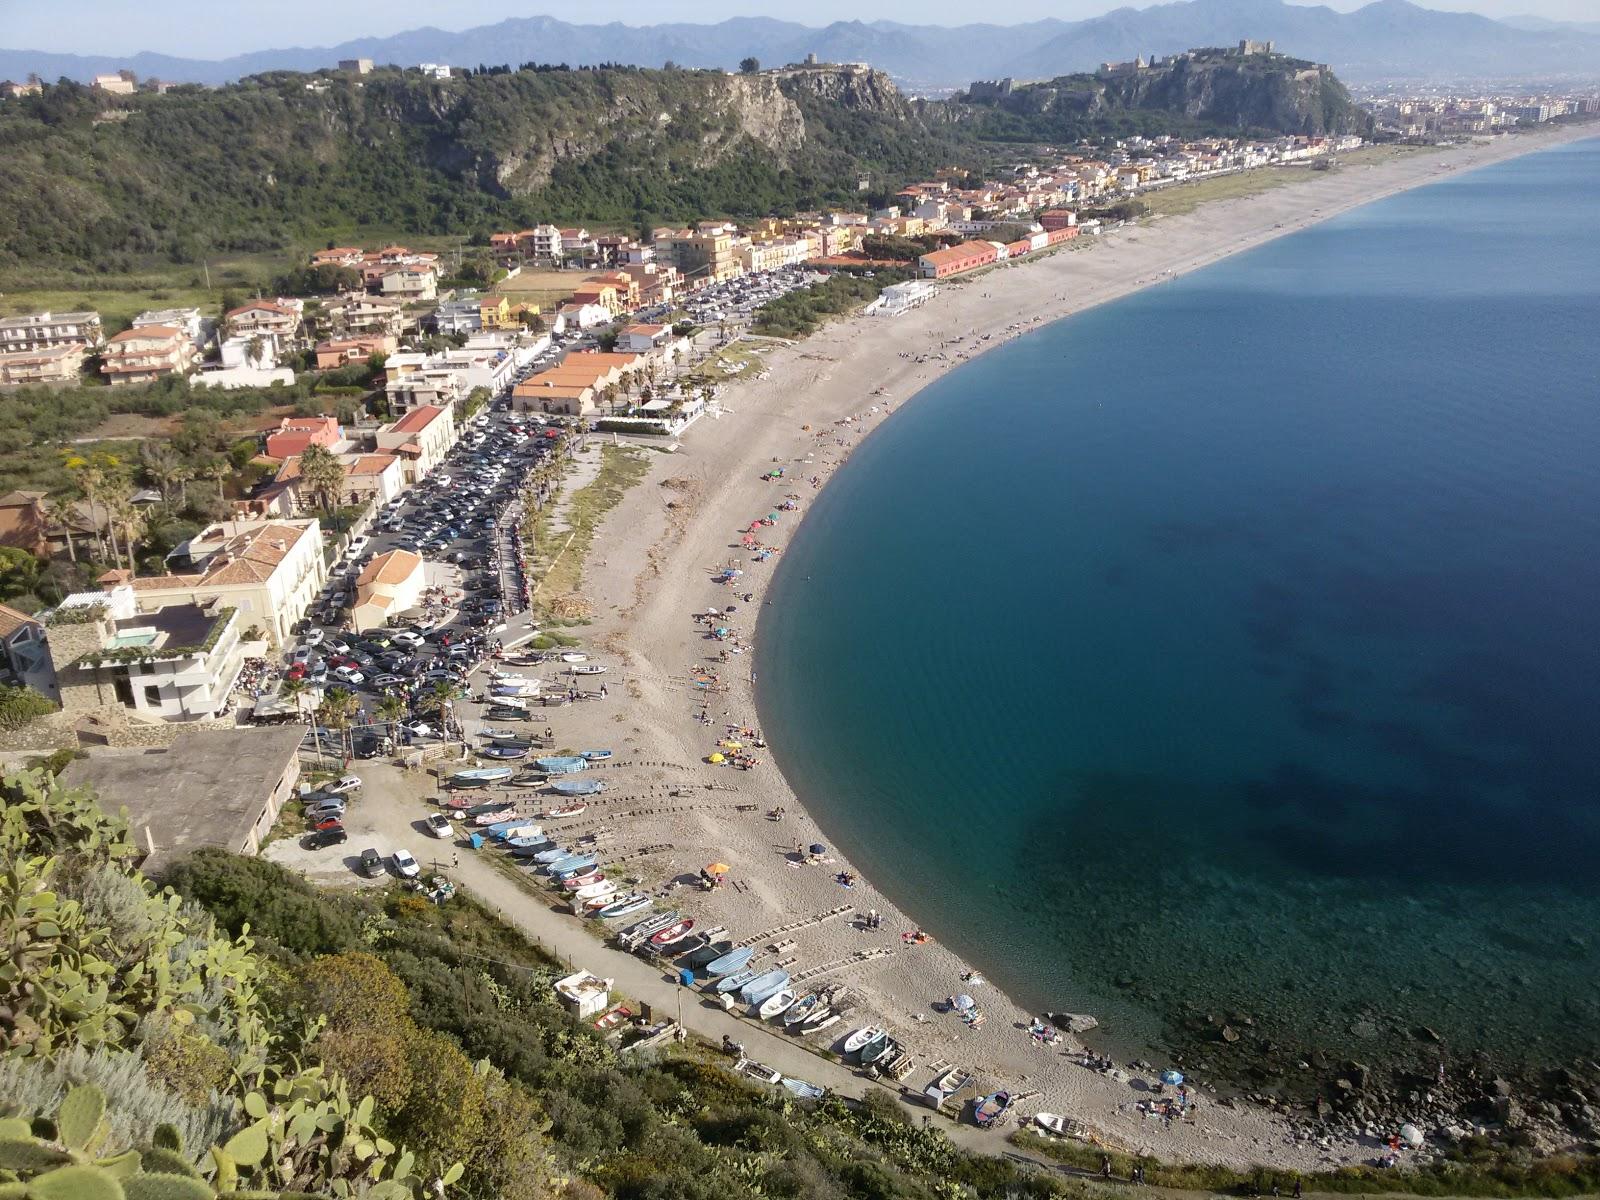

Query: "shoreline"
left=538, top=124, right=1596, bottom=1170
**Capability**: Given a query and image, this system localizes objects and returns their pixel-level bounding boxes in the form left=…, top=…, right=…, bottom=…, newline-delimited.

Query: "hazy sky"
left=7, top=0, right=1597, bottom=57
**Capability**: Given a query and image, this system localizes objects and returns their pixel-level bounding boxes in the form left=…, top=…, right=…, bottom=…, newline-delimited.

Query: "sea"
left=755, top=136, right=1600, bottom=1087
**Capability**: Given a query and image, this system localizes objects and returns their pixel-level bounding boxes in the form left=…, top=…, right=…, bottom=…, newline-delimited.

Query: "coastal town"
left=2, top=43, right=1599, bottom=1197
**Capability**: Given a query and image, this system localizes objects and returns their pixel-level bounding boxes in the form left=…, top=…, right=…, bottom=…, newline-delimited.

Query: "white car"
left=302, top=628, right=325, bottom=647
left=424, top=813, right=454, bottom=839
left=332, top=666, right=365, bottom=685
left=391, top=849, right=420, bottom=878
left=326, top=775, right=362, bottom=795
left=390, top=631, right=425, bottom=648
left=347, top=535, right=370, bottom=556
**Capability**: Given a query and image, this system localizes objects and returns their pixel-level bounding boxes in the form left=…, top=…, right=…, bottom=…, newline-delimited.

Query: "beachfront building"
left=871, top=280, right=938, bottom=315
left=272, top=452, right=403, bottom=513
left=0, top=310, right=104, bottom=353
left=264, top=416, right=344, bottom=460
left=0, top=343, right=88, bottom=385
left=374, top=405, right=457, bottom=483
left=511, top=352, right=644, bottom=420
left=351, top=549, right=424, bottom=632
left=101, top=518, right=325, bottom=649
left=918, top=241, right=1000, bottom=280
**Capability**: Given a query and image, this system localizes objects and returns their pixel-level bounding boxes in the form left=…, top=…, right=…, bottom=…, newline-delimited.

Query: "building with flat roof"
left=59, top=726, right=304, bottom=874
left=102, top=326, right=196, bottom=386
left=351, top=548, right=424, bottom=631
left=374, top=405, right=456, bottom=482
left=0, top=343, right=87, bottom=385
left=0, top=310, right=103, bottom=353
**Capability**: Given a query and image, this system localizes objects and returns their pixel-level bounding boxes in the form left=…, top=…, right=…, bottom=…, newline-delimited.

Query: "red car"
left=312, top=816, right=344, bottom=833
left=329, top=655, right=357, bottom=669
left=285, top=663, right=308, bottom=681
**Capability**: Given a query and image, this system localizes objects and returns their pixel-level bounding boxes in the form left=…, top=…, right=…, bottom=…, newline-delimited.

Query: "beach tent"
left=1161, top=1070, right=1184, bottom=1086
left=952, top=994, right=976, bottom=1013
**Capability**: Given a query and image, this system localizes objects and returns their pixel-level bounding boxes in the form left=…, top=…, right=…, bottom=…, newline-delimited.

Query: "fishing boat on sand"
left=510, top=772, right=548, bottom=787
left=782, top=993, right=821, bottom=1027
left=618, top=910, right=679, bottom=946
left=781, top=1077, right=826, bottom=1100
left=534, top=756, right=587, bottom=775
left=479, top=745, right=529, bottom=760
left=973, top=1091, right=1013, bottom=1129
left=859, top=1034, right=896, bottom=1066
left=757, top=989, right=797, bottom=1020
left=739, top=971, right=790, bottom=1007
left=573, top=880, right=616, bottom=902
left=596, top=894, right=651, bottom=919
left=533, top=847, right=571, bottom=864
left=550, top=857, right=598, bottom=879
left=669, top=933, right=709, bottom=958
left=558, top=871, right=603, bottom=890
left=450, top=767, right=513, bottom=787
left=542, top=803, right=588, bottom=818
left=843, top=1027, right=886, bottom=1056
left=649, top=919, right=696, bottom=947
left=550, top=777, right=606, bottom=797
left=471, top=808, right=517, bottom=826
left=506, top=834, right=550, bottom=849
left=509, top=842, right=557, bottom=858
left=703, top=946, right=755, bottom=978
left=713, top=967, right=761, bottom=994
left=922, top=1067, right=972, bottom=1108
left=1033, top=1113, right=1069, bottom=1136
left=684, top=940, right=733, bottom=969
left=579, top=749, right=612, bottom=760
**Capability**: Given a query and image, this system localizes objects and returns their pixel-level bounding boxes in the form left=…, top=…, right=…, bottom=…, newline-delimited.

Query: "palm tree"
left=317, top=686, right=359, bottom=731
left=104, top=490, right=146, bottom=578
left=62, top=451, right=119, bottom=562
left=43, top=497, right=78, bottom=564
left=423, top=680, right=456, bottom=718
left=280, top=676, right=309, bottom=714
left=139, top=442, right=183, bottom=503
left=375, top=695, right=405, bottom=745
left=297, top=444, right=346, bottom=524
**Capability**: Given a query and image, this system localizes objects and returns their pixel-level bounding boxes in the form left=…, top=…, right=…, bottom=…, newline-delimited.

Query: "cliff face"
left=965, top=50, right=1373, bottom=137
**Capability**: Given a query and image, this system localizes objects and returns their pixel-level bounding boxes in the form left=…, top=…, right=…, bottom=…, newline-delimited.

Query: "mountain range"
left=4, top=0, right=1600, bottom=89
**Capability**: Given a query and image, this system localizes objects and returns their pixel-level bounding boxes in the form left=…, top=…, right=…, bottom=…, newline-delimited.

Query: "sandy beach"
left=509, top=126, right=1596, bottom=1170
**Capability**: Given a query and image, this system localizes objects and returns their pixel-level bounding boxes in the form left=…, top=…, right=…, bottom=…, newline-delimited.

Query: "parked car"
left=305, top=799, right=346, bottom=820
left=390, top=631, right=425, bottom=648
left=391, top=849, right=420, bottom=878
left=305, top=827, right=348, bottom=850
left=359, top=847, right=384, bottom=877
left=423, top=813, right=454, bottom=839
left=311, top=816, right=345, bottom=833
left=326, top=775, right=362, bottom=795
left=302, top=628, right=324, bottom=648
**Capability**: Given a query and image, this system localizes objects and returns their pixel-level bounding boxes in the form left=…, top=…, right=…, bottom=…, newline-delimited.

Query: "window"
left=143, top=685, right=162, bottom=707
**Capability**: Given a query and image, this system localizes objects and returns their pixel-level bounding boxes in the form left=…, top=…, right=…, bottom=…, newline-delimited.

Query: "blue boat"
left=596, top=894, right=652, bottom=919
left=483, top=819, right=527, bottom=836
left=533, top=847, right=571, bottom=864
left=509, top=841, right=556, bottom=857
left=480, top=745, right=529, bottom=760
left=505, top=834, right=548, bottom=848
left=739, top=970, right=790, bottom=1007
left=550, top=777, right=606, bottom=797
left=579, top=749, right=613, bottom=761
left=703, top=946, right=754, bottom=977
left=713, top=966, right=760, bottom=994
left=534, top=756, right=587, bottom=775
left=549, top=856, right=598, bottom=878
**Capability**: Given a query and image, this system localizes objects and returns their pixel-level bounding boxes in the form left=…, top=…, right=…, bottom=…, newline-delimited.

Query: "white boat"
left=782, top=992, right=821, bottom=1027
left=804, top=1012, right=841, bottom=1035
left=560, top=652, right=588, bottom=663
left=843, top=1026, right=885, bottom=1054
left=573, top=880, right=617, bottom=902
left=1033, top=1112, right=1069, bottom=1136
left=570, top=664, right=607, bottom=675
left=757, top=989, right=797, bottom=1020
left=923, top=1066, right=972, bottom=1108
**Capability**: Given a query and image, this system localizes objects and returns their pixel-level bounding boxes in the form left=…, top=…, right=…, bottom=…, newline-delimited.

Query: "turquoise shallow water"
left=755, top=138, right=1600, bottom=1084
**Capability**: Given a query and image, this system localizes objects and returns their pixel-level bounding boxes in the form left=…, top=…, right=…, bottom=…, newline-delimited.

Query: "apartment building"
left=0, top=344, right=87, bottom=385
left=107, top=518, right=326, bottom=648
left=654, top=227, right=742, bottom=284
left=329, top=293, right=406, bottom=339
left=374, top=405, right=457, bottom=483
left=0, top=310, right=104, bottom=353
left=314, top=335, right=396, bottom=369
left=101, top=326, right=196, bottom=387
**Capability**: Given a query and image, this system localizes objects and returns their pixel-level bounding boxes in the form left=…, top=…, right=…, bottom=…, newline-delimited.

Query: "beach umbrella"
left=1399, top=1124, right=1424, bottom=1148
left=952, top=994, right=976, bottom=1012
left=705, top=862, right=731, bottom=875
left=1161, top=1070, right=1184, bottom=1086
left=708, top=753, right=726, bottom=764
left=809, top=843, right=826, bottom=856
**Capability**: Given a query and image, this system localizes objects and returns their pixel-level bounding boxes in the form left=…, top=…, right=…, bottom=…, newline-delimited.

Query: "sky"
left=5, top=0, right=1598, bottom=57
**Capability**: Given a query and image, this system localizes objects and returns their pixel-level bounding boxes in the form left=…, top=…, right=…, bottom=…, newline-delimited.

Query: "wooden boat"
left=560, top=652, right=588, bottom=663
left=738, top=1060, right=782, bottom=1085
left=471, top=807, right=517, bottom=826
left=757, top=989, right=797, bottom=1020
left=805, top=1012, right=841, bottom=1035
left=541, top=803, right=588, bottom=819
left=859, top=1034, right=895, bottom=1066
left=450, top=767, right=513, bottom=787
left=843, top=1027, right=885, bottom=1055
left=483, top=819, right=529, bottom=837
left=739, top=970, right=790, bottom=1007
left=683, top=940, right=732, bottom=969
left=480, top=745, right=529, bottom=760
left=534, top=756, right=587, bottom=775
left=712, top=967, right=761, bottom=994
left=1033, top=1112, right=1069, bottom=1136
left=509, top=774, right=549, bottom=788
left=492, top=823, right=542, bottom=841
left=619, top=909, right=678, bottom=942
left=573, top=880, right=617, bottom=902
left=782, top=993, right=821, bottom=1028
left=668, top=933, right=709, bottom=958
left=703, top=946, right=754, bottom=977
left=922, top=1067, right=972, bottom=1108
left=509, top=841, right=557, bottom=858
left=596, top=893, right=651, bottom=919
left=579, top=749, right=612, bottom=760
left=549, top=777, right=606, bottom=796
left=580, top=894, right=618, bottom=914
left=972, top=1091, right=1012, bottom=1129
left=484, top=729, right=535, bottom=743
left=558, top=871, right=604, bottom=890
left=532, top=847, right=572, bottom=864
left=649, top=919, right=696, bottom=947
left=503, top=830, right=546, bottom=847
left=571, top=664, right=607, bottom=675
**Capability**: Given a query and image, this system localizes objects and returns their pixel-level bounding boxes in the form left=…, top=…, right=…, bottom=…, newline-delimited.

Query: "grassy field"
left=531, top=444, right=652, bottom=611
left=495, top=268, right=585, bottom=314
left=1140, top=145, right=1432, bottom=219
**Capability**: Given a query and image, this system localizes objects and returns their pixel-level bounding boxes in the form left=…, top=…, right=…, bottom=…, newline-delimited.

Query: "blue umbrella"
left=1161, top=1070, right=1184, bottom=1086
left=953, top=994, right=976, bottom=1012
left=809, top=843, right=827, bottom=855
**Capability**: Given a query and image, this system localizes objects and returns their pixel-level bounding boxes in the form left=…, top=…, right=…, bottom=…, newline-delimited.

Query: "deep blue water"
left=756, top=138, right=1600, bottom=1080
